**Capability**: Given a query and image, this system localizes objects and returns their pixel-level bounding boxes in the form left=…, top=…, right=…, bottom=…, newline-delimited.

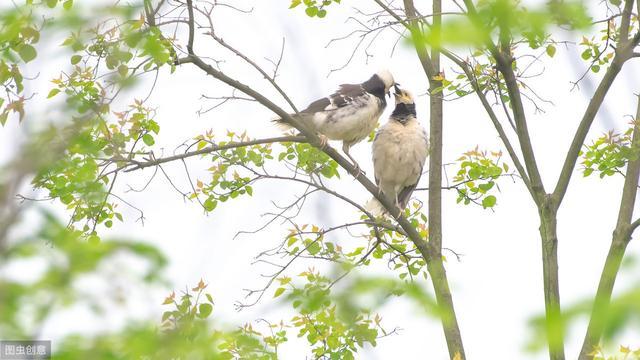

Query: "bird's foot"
left=343, top=150, right=365, bottom=178
left=317, top=134, right=329, bottom=150
left=348, top=159, right=367, bottom=178
left=351, top=162, right=361, bottom=177
left=394, top=200, right=404, bottom=217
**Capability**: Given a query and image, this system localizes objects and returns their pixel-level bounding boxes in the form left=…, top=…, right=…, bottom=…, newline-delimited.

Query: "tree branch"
left=552, top=53, right=632, bottom=207
left=372, top=0, right=436, bottom=79
left=578, top=96, right=640, bottom=359
left=120, top=135, right=307, bottom=172
left=619, top=0, right=635, bottom=42
left=462, top=0, right=545, bottom=202
left=441, top=49, right=534, bottom=197
left=494, top=53, right=546, bottom=202
left=630, top=216, right=640, bottom=232
left=185, top=0, right=195, bottom=54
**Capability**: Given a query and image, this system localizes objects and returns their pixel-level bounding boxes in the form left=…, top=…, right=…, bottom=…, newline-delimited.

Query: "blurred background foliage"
left=525, top=256, right=640, bottom=359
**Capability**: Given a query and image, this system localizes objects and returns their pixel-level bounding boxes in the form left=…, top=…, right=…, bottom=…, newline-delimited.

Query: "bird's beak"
left=387, top=83, right=401, bottom=98
left=393, top=84, right=402, bottom=100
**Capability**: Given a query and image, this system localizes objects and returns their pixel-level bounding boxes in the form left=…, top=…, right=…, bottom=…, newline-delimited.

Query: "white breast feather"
left=372, top=118, right=429, bottom=202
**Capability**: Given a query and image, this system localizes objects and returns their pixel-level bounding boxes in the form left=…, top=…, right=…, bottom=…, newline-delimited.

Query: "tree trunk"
left=427, top=256, right=465, bottom=358
left=539, top=201, right=565, bottom=360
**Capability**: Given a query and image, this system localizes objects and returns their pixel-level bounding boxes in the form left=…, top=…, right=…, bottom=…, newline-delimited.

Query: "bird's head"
left=375, top=69, right=396, bottom=97
left=393, top=85, right=415, bottom=105
left=391, top=85, right=417, bottom=124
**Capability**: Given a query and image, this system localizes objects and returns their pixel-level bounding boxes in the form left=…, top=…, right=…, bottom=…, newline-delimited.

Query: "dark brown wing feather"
left=302, top=83, right=366, bottom=114
left=397, top=175, right=421, bottom=209
left=302, top=97, right=331, bottom=113
left=331, top=84, right=366, bottom=108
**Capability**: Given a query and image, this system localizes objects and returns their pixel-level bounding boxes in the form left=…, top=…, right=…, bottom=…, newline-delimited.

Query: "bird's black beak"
left=388, top=83, right=400, bottom=98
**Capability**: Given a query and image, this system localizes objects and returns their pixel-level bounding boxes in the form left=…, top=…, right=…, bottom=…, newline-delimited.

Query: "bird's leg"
left=342, top=143, right=364, bottom=177
left=394, top=197, right=403, bottom=217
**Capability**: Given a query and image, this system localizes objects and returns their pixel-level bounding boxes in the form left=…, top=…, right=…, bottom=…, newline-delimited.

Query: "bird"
left=273, top=70, right=396, bottom=173
left=366, top=85, right=429, bottom=216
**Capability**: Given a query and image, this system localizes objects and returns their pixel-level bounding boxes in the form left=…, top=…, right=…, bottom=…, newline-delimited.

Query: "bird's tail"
left=365, top=197, right=387, bottom=217
left=271, top=116, right=296, bottom=132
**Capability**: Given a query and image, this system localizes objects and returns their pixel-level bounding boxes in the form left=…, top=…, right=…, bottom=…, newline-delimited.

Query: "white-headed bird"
left=274, top=70, right=396, bottom=172
left=366, top=85, right=429, bottom=216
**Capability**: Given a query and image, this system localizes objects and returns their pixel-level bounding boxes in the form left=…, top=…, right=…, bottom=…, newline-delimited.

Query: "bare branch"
left=185, top=0, right=195, bottom=54
left=121, top=135, right=306, bottom=173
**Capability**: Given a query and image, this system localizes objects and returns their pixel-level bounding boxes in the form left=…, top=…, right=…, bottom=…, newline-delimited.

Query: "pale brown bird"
left=273, top=70, right=396, bottom=172
left=366, top=85, right=429, bottom=216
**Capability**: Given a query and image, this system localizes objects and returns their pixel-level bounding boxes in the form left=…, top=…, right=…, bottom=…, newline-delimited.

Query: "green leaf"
left=546, top=44, right=556, bottom=57
left=203, top=198, right=217, bottom=212
left=287, top=237, right=297, bottom=247
left=18, top=45, right=37, bottom=63
left=142, top=134, right=155, bottom=146
left=305, top=6, right=318, bottom=16
left=198, top=303, right=213, bottom=318
left=47, top=89, right=60, bottom=98
left=482, top=195, right=497, bottom=208
left=71, top=55, right=82, bottom=65
left=118, top=64, right=128, bottom=77
left=274, top=287, right=285, bottom=298
left=63, top=0, right=73, bottom=10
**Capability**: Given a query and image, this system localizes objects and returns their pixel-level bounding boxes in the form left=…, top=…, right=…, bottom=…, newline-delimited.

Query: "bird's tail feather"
left=271, top=116, right=296, bottom=132
left=365, top=197, right=386, bottom=217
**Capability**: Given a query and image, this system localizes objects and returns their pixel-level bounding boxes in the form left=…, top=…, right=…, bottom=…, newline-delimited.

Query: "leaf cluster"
left=582, top=128, right=638, bottom=178
left=453, top=147, right=508, bottom=208
left=289, top=0, right=341, bottom=18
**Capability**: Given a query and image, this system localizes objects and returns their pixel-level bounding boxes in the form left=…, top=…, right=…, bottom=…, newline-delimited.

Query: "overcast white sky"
left=2, top=0, right=640, bottom=359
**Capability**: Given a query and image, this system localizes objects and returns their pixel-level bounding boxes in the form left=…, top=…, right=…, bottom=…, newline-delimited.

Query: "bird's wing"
left=302, top=83, right=366, bottom=114
left=302, top=97, right=332, bottom=113
left=329, top=84, right=366, bottom=108
left=371, top=126, right=387, bottom=187
left=397, top=182, right=419, bottom=210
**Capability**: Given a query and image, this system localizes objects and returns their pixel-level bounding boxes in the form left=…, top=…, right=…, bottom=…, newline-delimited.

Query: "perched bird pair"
left=275, top=70, right=429, bottom=216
